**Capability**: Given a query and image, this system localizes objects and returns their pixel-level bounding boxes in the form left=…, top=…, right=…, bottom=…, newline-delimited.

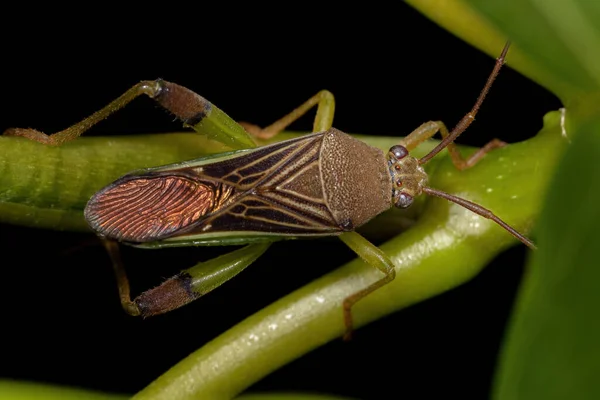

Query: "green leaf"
left=464, top=0, right=600, bottom=105
left=408, top=0, right=600, bottom=109
left=493, top=117, right=600, bottom=399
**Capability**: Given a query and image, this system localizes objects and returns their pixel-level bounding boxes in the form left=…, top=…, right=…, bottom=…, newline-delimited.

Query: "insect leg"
left=103, top=241, right=270, bottom=316
left=4, top=80, right=255, bottom=149
left=400, top=120, right=507, bottom=170
left=101, top=238, right=140, bottom=315
left=338, top=231, right=396, bottom=341
left=240, top=90, right=335, bottom=139
left=4, top=81, right=163, bottom=146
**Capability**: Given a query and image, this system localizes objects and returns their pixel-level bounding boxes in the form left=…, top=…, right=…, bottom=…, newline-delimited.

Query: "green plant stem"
left=0, top=380, right=128, bottom=400
left=493, top=116, right=600, bottom=399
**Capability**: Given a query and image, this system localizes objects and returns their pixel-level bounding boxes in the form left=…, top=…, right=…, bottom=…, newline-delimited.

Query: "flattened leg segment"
left=102, top=240, right=270, bottom=317
left=85, top=173, right=216, bottom=243
left=135, top=243, right=270, bottom=317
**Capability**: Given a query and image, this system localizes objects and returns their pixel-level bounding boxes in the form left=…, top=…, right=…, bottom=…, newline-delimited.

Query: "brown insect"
left=6, top=42, right=531, bottom=340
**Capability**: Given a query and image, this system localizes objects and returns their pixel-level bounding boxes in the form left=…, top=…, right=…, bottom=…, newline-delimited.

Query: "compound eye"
left=395, top=192, right=413, bottom=209
left=389, top=145, right=409, bottom=160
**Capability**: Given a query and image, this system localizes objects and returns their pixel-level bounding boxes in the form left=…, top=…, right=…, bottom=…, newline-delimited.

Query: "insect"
left=5, top=42, right=533, bottom=340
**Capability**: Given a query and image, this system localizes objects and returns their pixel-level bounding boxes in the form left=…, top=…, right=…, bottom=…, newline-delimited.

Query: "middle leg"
left=241, top=90, right=336, bottom=139
left=338, top=231, right=396, bottom=341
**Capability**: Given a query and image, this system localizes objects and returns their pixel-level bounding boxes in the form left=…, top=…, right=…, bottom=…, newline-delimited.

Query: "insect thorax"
left=319, top=129, right=393, bottom=229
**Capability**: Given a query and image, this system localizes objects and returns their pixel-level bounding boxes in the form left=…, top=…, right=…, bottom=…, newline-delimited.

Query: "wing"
left=85, top=133, right=342, bottom=244
left=180, top=132, right=343, bottom=239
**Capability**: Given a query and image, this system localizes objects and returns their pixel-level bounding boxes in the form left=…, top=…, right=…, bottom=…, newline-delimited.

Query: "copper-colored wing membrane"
left=85, top=174, right=214, bottom=242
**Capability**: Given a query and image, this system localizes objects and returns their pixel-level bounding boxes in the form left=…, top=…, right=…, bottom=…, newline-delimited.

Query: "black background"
left=1, top=4, right=561, bottom=400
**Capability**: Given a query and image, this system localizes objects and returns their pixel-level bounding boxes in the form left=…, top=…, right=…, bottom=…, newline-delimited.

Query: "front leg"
left=402, top=43, right=511, bottom=168
left=400, top=121, right=507, bottom=170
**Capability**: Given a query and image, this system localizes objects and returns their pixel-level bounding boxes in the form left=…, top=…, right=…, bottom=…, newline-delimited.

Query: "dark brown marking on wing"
left=85, top=174, right=216, bottom=243
left=204, top=208, right=335, bottom=235
left=237, top=174, right=263, bottom=186
left=243, top=199, right=271, bottom=207
left=263, top=141, right=321, bottom=189
left=201, top=133, right=324, bottom=190
left=256, top=191, right=334, bottom=227
left=193, top=191, right=340, bottom=236
left=199, top=140, right=296, bottom=181
left=230, top=200, right=315, bottom=227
